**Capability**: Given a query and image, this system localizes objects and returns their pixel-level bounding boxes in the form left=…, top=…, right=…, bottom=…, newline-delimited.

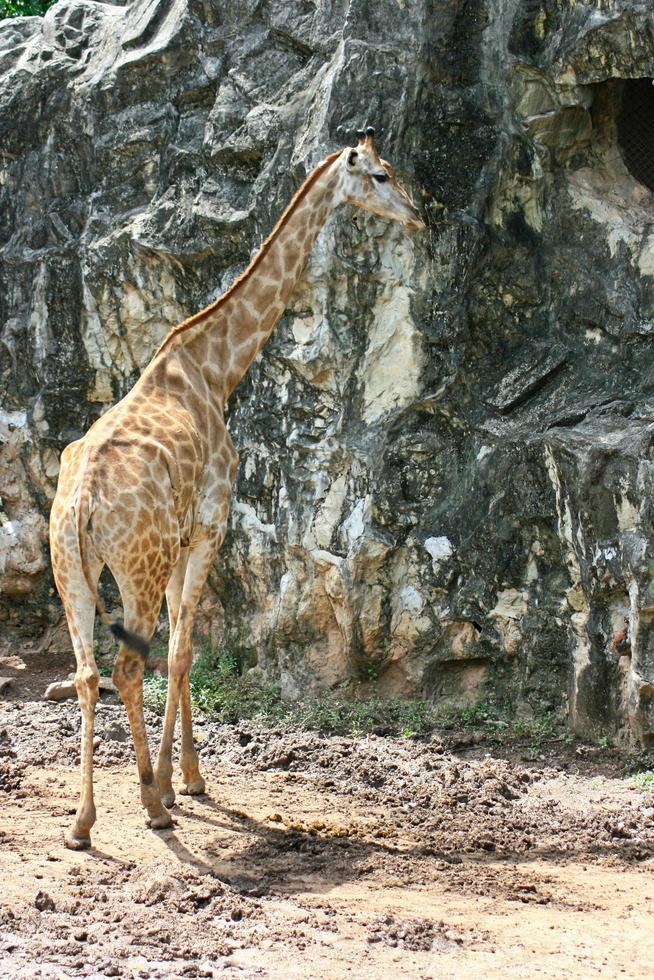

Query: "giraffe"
left=49, top=127, right=424, bottom=849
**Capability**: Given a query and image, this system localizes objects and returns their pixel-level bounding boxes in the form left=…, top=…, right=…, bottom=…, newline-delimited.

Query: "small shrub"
left=143, top=673, right=167, bottom=715
left=622, top=751, right=654, bottom=779
left=631, top=770, right=654, bottom=789
left=137, top=649, right=566, bottom=744
left=187, top=648, right=274, bottom=723
left=430, top=698, right=559, bottom=746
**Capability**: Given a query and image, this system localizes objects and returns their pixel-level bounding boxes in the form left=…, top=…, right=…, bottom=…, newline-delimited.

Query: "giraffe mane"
left=155, top=148, right=343, bottom=355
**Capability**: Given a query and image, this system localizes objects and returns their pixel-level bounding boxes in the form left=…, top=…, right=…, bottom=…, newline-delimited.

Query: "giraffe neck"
left=157, top=151, right=345, bottom=400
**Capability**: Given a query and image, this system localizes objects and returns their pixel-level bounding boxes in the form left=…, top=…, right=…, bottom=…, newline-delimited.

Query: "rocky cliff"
left=2, top=0, right=654, bottom=743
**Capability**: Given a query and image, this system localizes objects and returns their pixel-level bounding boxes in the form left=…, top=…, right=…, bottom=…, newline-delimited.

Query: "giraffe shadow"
left=77, top=845, right=132, bottom=867
left=152, top=825, right=218, bottom=876
left=149, top=788, right=654, bottom=898
left=151, top=790, right=429, bottom=897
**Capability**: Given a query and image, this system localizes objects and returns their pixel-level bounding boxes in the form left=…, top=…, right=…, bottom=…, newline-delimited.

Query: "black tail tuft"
left=109, top=622, right=150, bottom=660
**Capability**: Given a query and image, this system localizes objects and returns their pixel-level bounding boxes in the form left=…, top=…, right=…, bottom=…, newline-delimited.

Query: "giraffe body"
left=49, top=130, right=423, bottom=848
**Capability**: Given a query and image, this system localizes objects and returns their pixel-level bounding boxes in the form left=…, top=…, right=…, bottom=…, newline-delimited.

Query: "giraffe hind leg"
left=67, top=604, right=101, bottom=849
left=52, top=553, right=102, bottom=850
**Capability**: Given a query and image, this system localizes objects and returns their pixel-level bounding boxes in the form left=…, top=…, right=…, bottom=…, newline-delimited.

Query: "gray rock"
left=1, top=0, right=654, bottom=743
left=43, top=679, right=77, bottom=702
left=0, top=676, right=13, bottom=693
left=98, top=676, right=117, bottom=694
left=43, top=674, right=116, bottom=700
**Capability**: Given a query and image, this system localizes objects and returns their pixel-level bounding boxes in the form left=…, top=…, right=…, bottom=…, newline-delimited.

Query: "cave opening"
left=617, top=77, right=654, bottom=193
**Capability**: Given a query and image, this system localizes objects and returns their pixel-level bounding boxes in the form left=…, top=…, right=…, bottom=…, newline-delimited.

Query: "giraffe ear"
left=347, top=149, right=359, bottom=168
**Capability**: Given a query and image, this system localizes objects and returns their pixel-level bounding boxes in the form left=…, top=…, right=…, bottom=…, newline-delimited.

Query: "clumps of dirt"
left=3, top=698, right=654, bottom=875
left=366, top=913, right=478, bottom=951
left=197, top=723, right=529, bottom=811
left=34, top=890, right=56, bottom=912
left=4, top=860, right=275, bottom=975
left=442, top=863, right=554, bottom=903
left=195, top=724, right=654, bottom=864
left=0, top=699, right=159, bottom=768
left=129, top=867, right=235, bottom=916
left=0, top=757, right=24, bottom=793
left=3, top=684, right=654, bottom=978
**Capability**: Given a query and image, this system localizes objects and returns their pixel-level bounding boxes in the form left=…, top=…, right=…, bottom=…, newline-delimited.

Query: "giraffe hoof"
left=160, top=790, right=176, bottom=809
left=147, top=809, right=173, bottom=830
left=64, top=829, right=92, bottom=851
left=180, top=777, right=206, bottom=797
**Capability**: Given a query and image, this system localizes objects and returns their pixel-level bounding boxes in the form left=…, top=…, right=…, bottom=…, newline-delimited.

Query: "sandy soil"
left=1, top=648, right=654, bottom=979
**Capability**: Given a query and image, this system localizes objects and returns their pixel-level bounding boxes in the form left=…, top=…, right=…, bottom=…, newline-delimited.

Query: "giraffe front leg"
left=155, top=550, right=188, bottom=808
left=113, top=646, right=172, bottom=829
left=156, top=672, right=203, bottom=808
left=155, top=674, right=179, bottom=810
left=66, top=665, right=100, bottom=850
left=179, top=673, right=205, bottom=796
left=155, top=538, right=216, bottom=807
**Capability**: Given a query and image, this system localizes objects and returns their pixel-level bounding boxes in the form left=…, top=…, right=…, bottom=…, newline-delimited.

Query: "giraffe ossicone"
left=49, top=130, right=424, bottom=849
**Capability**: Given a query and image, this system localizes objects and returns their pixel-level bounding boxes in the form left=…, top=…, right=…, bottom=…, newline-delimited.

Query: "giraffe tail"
left=74, top=486, right=150, bottom=661
left=108, top=622, right=150, bottom=659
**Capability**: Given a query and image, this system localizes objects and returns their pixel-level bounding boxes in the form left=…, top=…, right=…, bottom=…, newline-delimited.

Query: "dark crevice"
left=617, top=78, right=654, bottom=193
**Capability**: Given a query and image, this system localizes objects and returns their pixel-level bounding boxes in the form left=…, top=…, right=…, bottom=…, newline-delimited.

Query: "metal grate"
left=617, top=78, right=654, bottom=193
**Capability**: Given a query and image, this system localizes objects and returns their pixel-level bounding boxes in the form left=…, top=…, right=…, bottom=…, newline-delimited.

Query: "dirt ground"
left=1, top=644, right=654, bottom=979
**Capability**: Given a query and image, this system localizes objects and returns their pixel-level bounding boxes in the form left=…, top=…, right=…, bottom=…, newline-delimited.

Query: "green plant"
left=142, top=673, right=168, bottom=714
left=0, top=0, right=58, bottom=18
left=631, top=770, right=654, bottom=789
left=429, top=698, right=560, bottom=746
left=460, top=701, right=492, bottom=727
left=516, top=712, right=555, bottom=746
left=364, top=659, right=386, bottom=684
left=137, top=649, right=568, bottom=744
left=621, top=750, right=654, bottom=779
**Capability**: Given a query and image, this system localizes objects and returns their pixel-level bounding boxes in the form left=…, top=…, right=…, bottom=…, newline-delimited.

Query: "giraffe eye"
left=373, top=173, right=389, bottom=183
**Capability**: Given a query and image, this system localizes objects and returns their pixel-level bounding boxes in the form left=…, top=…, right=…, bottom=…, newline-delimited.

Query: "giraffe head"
left=340, top=126, right=425, bottom=233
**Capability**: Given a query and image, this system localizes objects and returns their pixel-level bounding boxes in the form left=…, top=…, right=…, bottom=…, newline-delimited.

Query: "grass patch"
left=631, top=771, right=654, bottom=789
left=288, top=693, right=433, bottom=737
left=624, top=753, right=654, bottom=788
left=143, top=673, right=168, bottom=715
left=140, top=650, right=563, bottom=742
left=433, top=699, right=558, bottom=744
left=142, top=651, right=283, bottom=725
left=622, top=751, right=654, bottom=781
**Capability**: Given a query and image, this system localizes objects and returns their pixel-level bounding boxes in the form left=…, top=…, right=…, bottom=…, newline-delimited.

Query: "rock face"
left=2, top=0, right=654, bottom=743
